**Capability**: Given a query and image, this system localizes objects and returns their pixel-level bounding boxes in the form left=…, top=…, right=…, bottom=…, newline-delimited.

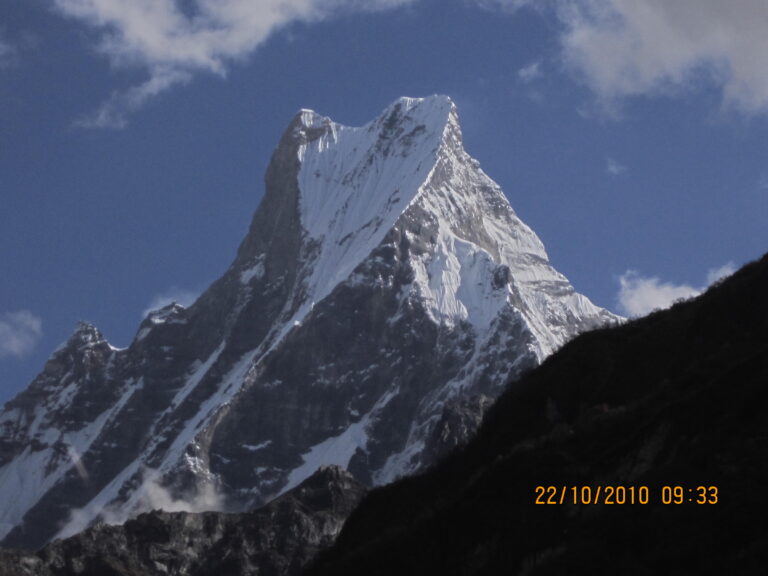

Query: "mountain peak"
left=281, top=96, right=463, bottom=336
left=374, top=95, right=456, bottom=131
left=295, top=94, right=455, bottom=130
left=290, top=95, right=457, bottom=151
left=0, top=96, right=618, bottom=550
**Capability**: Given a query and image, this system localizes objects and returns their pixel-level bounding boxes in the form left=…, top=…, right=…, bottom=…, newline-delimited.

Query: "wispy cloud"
left=705, top=262, right=736, bottom=285
left=518, top=60, right=542, bottom=84
left=76, top=68, right=191, bottom=129
left=0, top=35, right=18, bottom=69
left=617, top=272, right=698, bottom=317
left=0, top=29, right=41, bottom=70
left=65, top=441, right=90, bottom=482
left=0, top=310, right=43, bottom=358
left=617, top=262, right=736, bottom=317
left=56, top=467, right=224, bottom=539
left=605, top=156, right=626, bottom=176
left=52, top=0, right=414, bottom=128
left=142, top=287, right=200, bottom=318
left=474, top=0, right=535, bottom=12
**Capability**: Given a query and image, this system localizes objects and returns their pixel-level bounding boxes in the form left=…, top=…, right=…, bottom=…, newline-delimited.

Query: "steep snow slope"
left=0, top=96, right=618, bottom=549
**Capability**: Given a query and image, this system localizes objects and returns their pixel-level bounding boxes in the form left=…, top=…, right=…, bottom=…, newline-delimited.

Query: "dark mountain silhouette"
left=307, top=253, right=768, bottom=575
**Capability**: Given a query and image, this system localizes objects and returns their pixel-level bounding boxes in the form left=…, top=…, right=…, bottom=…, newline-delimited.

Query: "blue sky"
left=1, top=0, right=767, bottom=403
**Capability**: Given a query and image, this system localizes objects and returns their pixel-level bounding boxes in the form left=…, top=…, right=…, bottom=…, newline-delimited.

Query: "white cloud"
left=52, top=0, right=414, bottom=127
left=54, top=0, right=768, bottom=123
left=617, top=272, right=698, bottom=317
left=518, top=60, right=542, bottom=83
left=65, top=441, right=90, bottom=482
left=0, top=310, right=43, bottom=359
left=705, top=262, right=736, bottom=285
left=56, top=467, right=224, bottom=539
left=474, top=0, right=768, bottom=116
left=474, top=0, right=535, bottom=12
left=132, top=469, right=223, bottom=514
left=605, top=156, right=626, bottom=175
left=142, top=287, right=199, bottom=318
left=556, top=0, right=768, bottom=115
left=0, top=35, right=18, bottom=69
left=617, top=262, right=736, bottom=317
left=76, top=68, right=191, bottom=129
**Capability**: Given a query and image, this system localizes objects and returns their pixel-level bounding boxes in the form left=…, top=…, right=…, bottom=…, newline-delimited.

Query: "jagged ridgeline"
left=0, top=96, right=617, bottom=549
left=0, top=466, right=365, bottom=576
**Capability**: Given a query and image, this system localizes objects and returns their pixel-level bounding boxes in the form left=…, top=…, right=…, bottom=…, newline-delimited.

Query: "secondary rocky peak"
left=66, top=321, right=108, bottom=351
left=141, top=302, right=187, bottom=326
left=290, top=109, right=332, bottom=147
left=36, top=321, right=113, bottom=380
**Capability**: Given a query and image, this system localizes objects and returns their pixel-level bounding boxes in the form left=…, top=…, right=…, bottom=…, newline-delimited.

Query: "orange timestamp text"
left=534, top=485, right=718, bottom=505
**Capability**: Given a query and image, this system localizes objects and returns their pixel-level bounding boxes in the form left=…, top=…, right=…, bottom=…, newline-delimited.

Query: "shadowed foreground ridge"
left=0, top=466, right=364, bottom=576
left=308, top=253, right=768, bottom=575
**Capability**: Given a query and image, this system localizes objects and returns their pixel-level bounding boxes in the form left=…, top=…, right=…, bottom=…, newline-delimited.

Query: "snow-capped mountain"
left=0, top=95, right=618, bottom=549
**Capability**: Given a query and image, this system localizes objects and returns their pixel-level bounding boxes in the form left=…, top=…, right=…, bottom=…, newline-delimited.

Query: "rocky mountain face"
left=0, top=465, right=365, bottom=576
left=0, top=95, right=617, bottom=550
left=307, top=254, right=768, bottom=575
